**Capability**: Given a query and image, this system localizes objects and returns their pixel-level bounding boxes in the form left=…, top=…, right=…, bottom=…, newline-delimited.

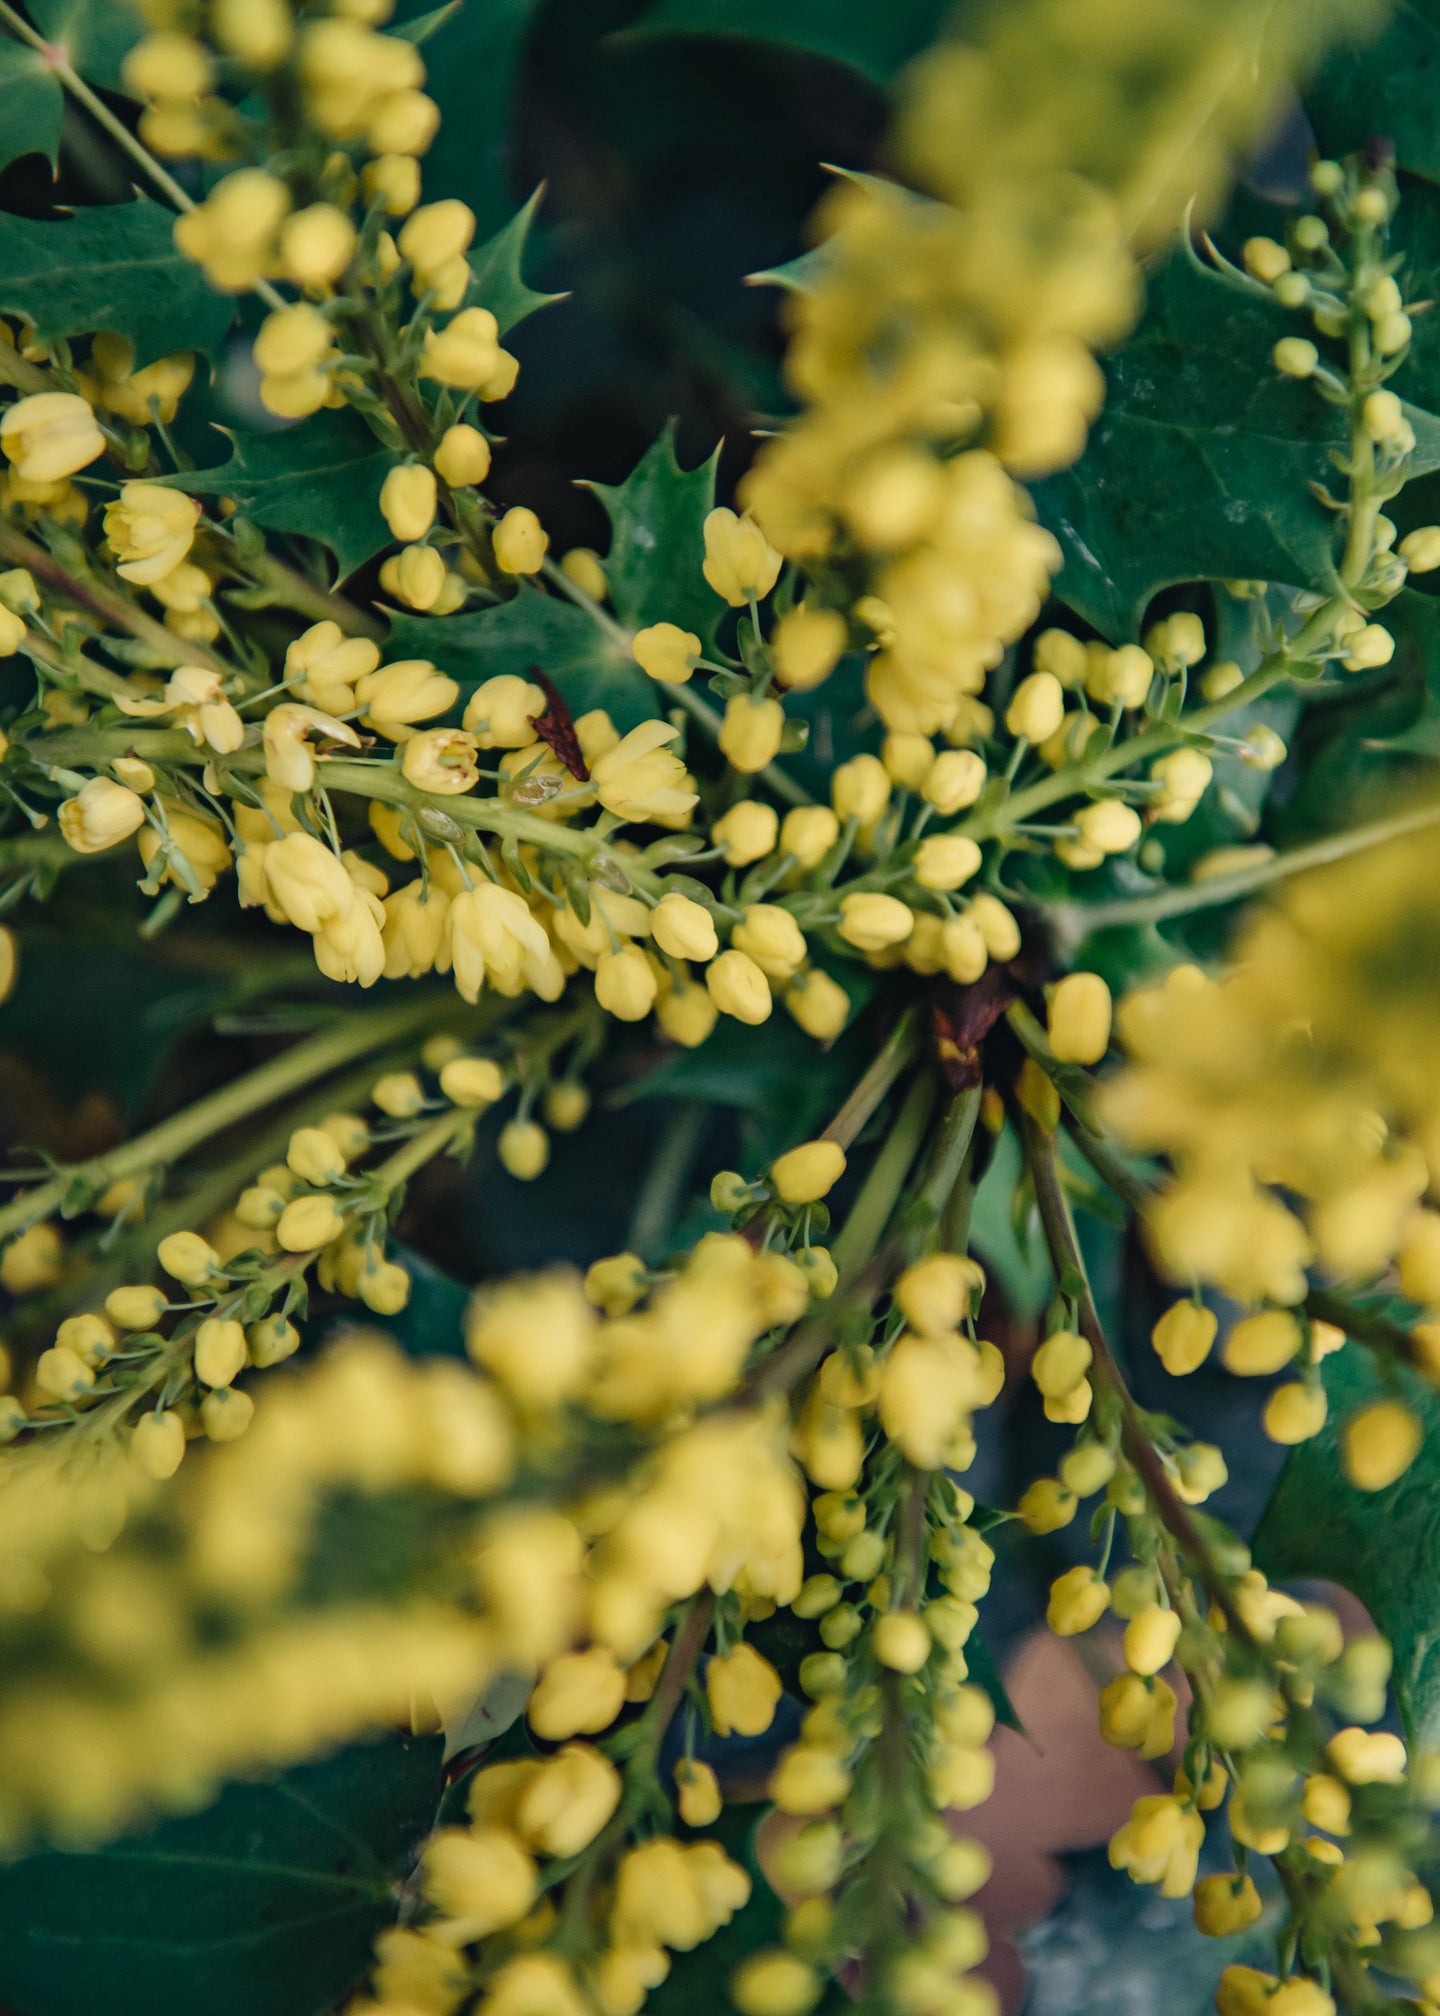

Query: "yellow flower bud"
left=213, top=0, right=292, bottom=65
left=440, top=1056, right=505, bottom=1108
left=1242, top=236, right=1290, bottom=283
left=58, top=777, right=147, bottom=855
left=913, top=835, right=982, bottom=891
left=1019, top=1478, right=1075, bottom=1533
left=1031, top=1329, right=1091, bottom=1399
left=923, top=750, right=986, bottom=815
left=837, top=892, right=912, bottom=951
left=281, top=204, right=356, bottom=288
left=720, top=694, right=785, bottom=774
left=702, top=507, right=781, bottom=606
left=36, top=1344, right=95, bottom=1401
left=873, top=1610, right=930, bottom=1672
left=248, top=1314, right=300, bottom=1367
left=1047, top=972, right=1112, bottom=1064
left=1151, top=1301, right=1216, bottom=1376
left=1222, top=1309, right=1300, bottom=1376
left=1074, top=799, right=1141, bottom=856
left=1327, top=1726, right=1407, bottom=1784
left=633, top=621, right=700, bottom=686
left=106, top=1284, right=168, bottom=1331
left=1046, top=1565, right=1110, bottom=1635
left=1006, top=670, right=1064, bottom=743
left=895, top=1254, right=981, bottom=1336
left=706, top=948, right=772, bottom=1025
left=1302, top=1773, right=1351, bottom=1835
left=157, top=1230, right=218, bottom=1286
left=380, top=462, right=438, bottom=543
left=831, top=754, right=889, bottom=825
left=769, top=1745, right=851, bottom=1815
left=712, top=801, right=778, bottom=866
left=707, top=1644, right=782, bottom=1737
left=420, top=306, right=503, bottom=388
left=731, top=1952, right=819, bottom=2016
left=559, top=546, right=606, bottom=600
left=674, top=1758, right=723, bottom=1828
left=355, top=658, right=459, bottom=736
left=773, top=605, right=844, bottom=691
left=499, top=1117, right=550, bottom=1180
left=1263, top=1381, right=1328, bottom=1444
left=434, top=422, right=492, bottom=488
left=1343, top=1400, right=1422, bottom=1491
left=1400, top=524, right=1440, bottom=574
left=733, top=904, right=806, bottom=983
left=193, top=1316, right=247, bottom=1389
left=462, top=673, right=544, bottom=748
left=422, top=1826, right=537, bottom=1935
left=131, top=1407, right=186, bottom=1479
left=399, top=199, right=475, bottom=282
left=493, top=506, right=549, bottom=575
left=201, top=1385, right=254, bottom=1442
left=529, top=1647, right=626, bottom=1739
left=1343, top=622, right=1395, bottom=671
left=1193, top=1873, right=1262, bottom=1938
left=1123, top=1603, right=1181, bottom=1675
left=103, top=480, right=200, bottom=585
left=651, top=892, right=717, bottom=963
left=276, top=1193, right=346, bottom=1251
left=596, top=944, right=658, bottom=1022
left=658, top=979, right=719, bottom=1047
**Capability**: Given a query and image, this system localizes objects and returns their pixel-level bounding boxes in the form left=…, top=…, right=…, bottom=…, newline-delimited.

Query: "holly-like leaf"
left=386, top=587, right=652, bottom=729
left=1031, top=249, right=1440, bottom=638
left=0, top=1732, right=444, bottom=2016
left=586, top=421, right=721, bottom=644
left=1305, top=1, right=1440, bottom=184
left=0, top=42, right=62, bottom=175
left=160, top=412, right=400, bottom=583
left=467, top=188, right=566, bottom=338
left=28, top=0, right=140, bottom=93
left=625, top=0, right=950, bottom=87
left=1254, top=1343, right=1440, bottom=1745
left=0, top=200, right=235, bottom=365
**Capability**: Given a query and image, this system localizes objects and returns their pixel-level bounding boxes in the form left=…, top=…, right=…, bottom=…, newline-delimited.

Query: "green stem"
left=0, top=993, right=442, bottom=1245
left=0, top=520, right=231, bottom=678
left=1050, top=803, right=1440, bottom=938
left=830, top=1068, right=936, bottom=1280
left=821, top=1007, right=920, bottom=1150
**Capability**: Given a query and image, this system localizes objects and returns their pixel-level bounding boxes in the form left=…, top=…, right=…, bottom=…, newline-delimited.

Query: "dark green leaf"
left=386, top=588, right=651, bottom=728
left=414, top=0, right=549, bottom=234
left=159, top=412, right=400, bottom=583
left=393, top=0, right=462, bottom=44
left=365, top=1243, right=469, bottom=1359
left=0, top=199, right=234, bottom=366
left=624, top=0, right=950, bottom=87
left=467, top=188, right=566, bottom=338
left=1019, top=1847, right=1277, bottom=2015
left=612, top=1006, right=870, bottom=1145
left=0, top=43, right=62, bottom=175
left=1254, top=1343, right=1440, bottom=1744
left=1032, top=250, right=1440, bottom=638
left=1305, top=2, right=1440, bottom=184
left=29, top=0, right=140, bottom=93
left=0, top=1732, right=444, bottom=2016
left=586, top=420, right=721, bottom=643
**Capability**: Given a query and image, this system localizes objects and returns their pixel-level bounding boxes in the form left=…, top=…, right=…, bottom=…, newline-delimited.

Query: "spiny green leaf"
left=29, top=0, right=140, bottom=92
left=0, top=1732, right=445, bottom=2016
left=623, top=0, right=950, bottom=87
left=586, top=420, right=721, bottom=644
left=1254, top=1342, right=1440, bottom=1745
left=386, top=587, right=652, bottom=729
left=467, top=188, right=566, bottom=337
left=1305, top=1, right=1440, bottom=184
left=0, top=42, right=62, bottom=175
left=1032, top=249, right=1440, bottom=638
left=0, top=199, right=235, bottom=366
left=159, top=412, right=400, bottom=583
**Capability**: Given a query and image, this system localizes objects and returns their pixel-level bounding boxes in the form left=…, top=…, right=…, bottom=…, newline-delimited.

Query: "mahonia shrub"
left=7, top=1, right=1440, bottom=2013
